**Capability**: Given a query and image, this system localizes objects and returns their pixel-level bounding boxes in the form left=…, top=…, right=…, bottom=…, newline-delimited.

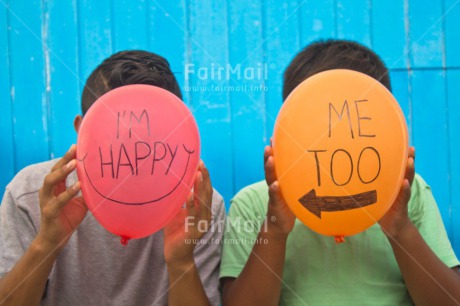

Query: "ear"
left=74, top=115, right=83, bottom=133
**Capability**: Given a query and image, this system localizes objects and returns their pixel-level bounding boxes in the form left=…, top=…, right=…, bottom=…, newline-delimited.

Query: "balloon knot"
left=120, top=236, right=130, bottom=246
left=334, top=236, right=345, bottom=244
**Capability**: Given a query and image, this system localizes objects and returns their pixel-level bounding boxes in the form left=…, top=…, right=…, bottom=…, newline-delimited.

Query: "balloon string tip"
left=334, top=236, right=345, bottom=244
left=120, top=236, right=130, bottom=246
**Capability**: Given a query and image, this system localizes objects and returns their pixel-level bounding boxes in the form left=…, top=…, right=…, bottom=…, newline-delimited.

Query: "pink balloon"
left=76, top=85, right=200, bottom=242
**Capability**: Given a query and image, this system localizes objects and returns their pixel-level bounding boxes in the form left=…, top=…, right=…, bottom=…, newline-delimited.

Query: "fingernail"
left=405, top=180, right=411, bottom=189
left=409, top=158, right=414, bottom=168
left=200, top=172, right=203, bottom=183
left=66, top=160, right=76, bottom=169
left=72, top=181, right=81, bottom=191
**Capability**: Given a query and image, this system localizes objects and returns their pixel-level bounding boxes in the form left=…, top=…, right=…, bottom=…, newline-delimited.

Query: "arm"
left=167, top=262, right=209, bottom=306
left=0, top=237, right=58, bottom=305
left=164, top=161, right=213, bottom=306
left=387, top=222, right=460, bottom=306
left=222, top=146, right=296, bottom=306
left=0, top=145, right=88, bottom=306
left=380, top=147, right=460, bottom=306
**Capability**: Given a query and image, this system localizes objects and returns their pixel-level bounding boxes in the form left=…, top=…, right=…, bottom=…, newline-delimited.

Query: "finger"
left=199, top=172, right=212, bottom=222
left=186, top=190, right=195, bottom=209
left=73, top=196, right=88, bottom=210
left=268, top=181, right=284, bottom=207
left=406, top=156, right=415, bottom=186
left=51, top=144, right=76, bottom=172
left=263, top=145, right=273, bottom=167
left=394, top=179, right=411, bottom=211
left=52, top=181, right=81, bottom=211
left=194, top=171, right=208, bottom=220
left=265, top=155, right=277, bottom=186
left=191, top=161, right=212, bottom=222
left=200, top=162, right=213, bottom=221
left=200, top=160, right=210, bottom=185
left=54, top=179, right=67, bottom=197
left=185, top=189, right=196, bottom=215
left=197, top=160, right=212, bottom=192
left=196, top=159, right=203, bottom=172
left=42, top=159, right=77, bottom=198
left=408, top=147, right=415, bottom=160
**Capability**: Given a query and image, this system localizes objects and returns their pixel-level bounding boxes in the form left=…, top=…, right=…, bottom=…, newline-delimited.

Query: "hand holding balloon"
left=37, top=145, right=88, bottom=252
left=379, top=147, right=416, bottom=239
left=264, top=145, right=296, bottom=237
left=163, top=161, right=213, bottom=266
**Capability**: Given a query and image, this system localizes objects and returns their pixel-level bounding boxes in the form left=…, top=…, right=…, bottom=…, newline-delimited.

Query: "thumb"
left=393, top=179, right=411, bottom=213
left=268, top=181, right=285, bottom=208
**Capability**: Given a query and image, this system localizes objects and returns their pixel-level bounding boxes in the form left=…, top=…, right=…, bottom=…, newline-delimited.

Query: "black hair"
left=81, top=50, right=182, bottom=115
left=283, top=39, right=391, bottom=100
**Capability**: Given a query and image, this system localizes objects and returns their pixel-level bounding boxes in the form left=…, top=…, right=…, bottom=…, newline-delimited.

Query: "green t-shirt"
left=220, top=174, right=459, bottom=305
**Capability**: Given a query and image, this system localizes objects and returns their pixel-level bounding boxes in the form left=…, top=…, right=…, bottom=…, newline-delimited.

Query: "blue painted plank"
left=8, top=0, right=49, bottom=171
left=408, top=0, right=444, bottom=68
left=78, top=0, right=113, bottom=83
left=445, top=0, right=460, bottom=67
left=147, top=0, right=187, bottom=103
left=372, top=0, right=408, bottom=69
left=188, top=0, right=234, bottom=205
left=228, top=0, right=266, bottom=193
left=45, top=0, right=80, bottom=158
left=336, top=0, right=372, bottom=48
left=263, top=0, right=301, bottom=139
left=0, top=2, right=15, bottom=193
left=389, top=70, right=412, bottom=144
left=299, top=0, right=335, bottom=45
left=411, top=70, right=451, bottom=237
left=447, top=70, right=460, bottom=254
left=112, top=0, right=148, bottom=52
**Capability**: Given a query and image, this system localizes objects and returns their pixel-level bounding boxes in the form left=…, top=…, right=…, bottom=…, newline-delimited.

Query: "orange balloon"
left=273, top=69, right=408, bottom=239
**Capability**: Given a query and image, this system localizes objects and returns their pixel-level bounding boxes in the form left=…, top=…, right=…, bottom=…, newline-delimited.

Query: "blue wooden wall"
left=1, top=0, right=459, bottom=253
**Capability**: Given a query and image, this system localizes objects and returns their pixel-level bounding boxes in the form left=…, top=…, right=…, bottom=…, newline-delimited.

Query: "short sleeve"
left=409, top=175, right=460, bottom=268
left=193, top=189, right=226, bottom=306
left=219, top=182, right=268, bottom=280
left=0, top=189, right=38, bottom=278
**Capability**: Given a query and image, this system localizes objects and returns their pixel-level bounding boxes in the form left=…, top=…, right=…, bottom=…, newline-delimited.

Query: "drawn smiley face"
left=78, top=142, right=196, bottom=205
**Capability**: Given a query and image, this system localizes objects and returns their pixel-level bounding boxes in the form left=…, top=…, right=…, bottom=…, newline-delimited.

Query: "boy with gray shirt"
left=0, top=50, right=225, bottom=306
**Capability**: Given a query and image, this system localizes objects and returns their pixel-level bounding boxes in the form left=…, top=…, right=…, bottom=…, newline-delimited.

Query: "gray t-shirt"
left=0, top=159, right=225, bottom=305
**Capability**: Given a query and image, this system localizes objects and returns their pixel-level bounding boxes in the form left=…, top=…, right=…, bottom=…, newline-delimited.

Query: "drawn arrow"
left=298, top=189, right=377, bottom=219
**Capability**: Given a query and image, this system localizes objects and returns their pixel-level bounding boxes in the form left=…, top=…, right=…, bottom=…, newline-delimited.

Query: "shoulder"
left=233, top=181, right=268, bottom=201
left=211, top=187, right=226, bottom=220
left=407, top=173, right=442, bottom=225
left=411, top=173, right=430, bottom=192
left=229, top=181, right=268, bottom=217
left=0, top=161, right=56, bottom=244
left=6, top=159, right=57, bottom=201
left=408, top=173, right=433, bottom=210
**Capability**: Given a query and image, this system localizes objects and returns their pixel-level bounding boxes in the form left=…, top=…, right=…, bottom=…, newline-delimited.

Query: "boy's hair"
left=283, top=39, right=391, bottom=100
left=81, top=50, right=182, bottom=115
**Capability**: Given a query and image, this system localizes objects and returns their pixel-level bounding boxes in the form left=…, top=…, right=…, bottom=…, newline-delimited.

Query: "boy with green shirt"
left=220, top=40, right=460, bottom=305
